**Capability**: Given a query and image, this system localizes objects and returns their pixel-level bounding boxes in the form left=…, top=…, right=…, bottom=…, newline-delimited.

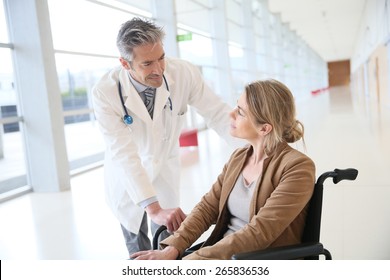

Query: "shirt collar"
left=127, top=72, right=149, bottom=93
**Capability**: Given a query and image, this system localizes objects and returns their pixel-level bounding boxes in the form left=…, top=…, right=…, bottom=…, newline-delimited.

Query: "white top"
left=225, top=172, right=257, bottom=236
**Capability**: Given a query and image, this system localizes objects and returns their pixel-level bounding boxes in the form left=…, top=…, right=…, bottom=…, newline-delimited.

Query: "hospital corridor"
left=1, top=0, right=390, bottom=262
left=0, top=83, right=389, bottom=260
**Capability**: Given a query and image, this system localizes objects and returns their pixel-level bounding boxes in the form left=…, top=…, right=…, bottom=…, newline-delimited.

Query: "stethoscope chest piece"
left=123, top=114, right=133, bottom=125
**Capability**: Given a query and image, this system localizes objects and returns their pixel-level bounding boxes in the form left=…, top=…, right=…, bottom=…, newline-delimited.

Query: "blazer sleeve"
left=160, top=154, right=233, bottom=255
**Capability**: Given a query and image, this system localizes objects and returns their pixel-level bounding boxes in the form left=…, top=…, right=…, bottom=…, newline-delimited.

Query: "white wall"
left=351, top=0, right=390, bottom=72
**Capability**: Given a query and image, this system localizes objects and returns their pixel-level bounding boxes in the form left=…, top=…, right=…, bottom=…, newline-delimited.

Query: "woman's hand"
left=130, top=246, right=180, bottom=260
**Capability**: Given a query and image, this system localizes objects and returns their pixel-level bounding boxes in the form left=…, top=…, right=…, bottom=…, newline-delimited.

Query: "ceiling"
left=267, top=0, right=367, bottom=62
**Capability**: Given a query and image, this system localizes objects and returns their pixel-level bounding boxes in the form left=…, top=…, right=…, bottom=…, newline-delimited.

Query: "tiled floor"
left=0, top=85, right=389, bottom=259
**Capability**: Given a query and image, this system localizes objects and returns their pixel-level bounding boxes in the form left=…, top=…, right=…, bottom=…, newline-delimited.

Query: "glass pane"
left=231, top=69, right=249, bottom=97
left=226, top=0, right=243, bottom=24
left=55, top=53, right=117, bottom=165
left=48, top=0, right=137, bottom=55
left=186, top=66, right=219, bottom=130
left=56, top=53, right=117, bottom=114
left=0, top=126, right=26, bottom=192
left=176, top=0, right=212, bottom=34
left=202, top=66, right=219, bottom=95
left=229, top=44, right=245, bottom=70
left=114, top=0, right=152, bottom=12
left=255, top=36, right=267, bottom=55
left=227, top=21, right=244, bottom=44
left=0, top=1, right=9, bottom=43
left=64, top=119, right=105, bottom=166
left=0, top=49, right=26, bottom=193
left=0, top=128, right=27, bottom=193
left=177, top=30, right=214, bottom=67
left=0, top=49, right=17, bottom=110
left=256, top=54, right=268, bottom=74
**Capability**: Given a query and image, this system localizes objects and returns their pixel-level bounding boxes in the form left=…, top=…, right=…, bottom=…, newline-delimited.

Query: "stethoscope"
left=118, top=75, right=172, bottom=125
left=118, top=75, right=173, bottom=141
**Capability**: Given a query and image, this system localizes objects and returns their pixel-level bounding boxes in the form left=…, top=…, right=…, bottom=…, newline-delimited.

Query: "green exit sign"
left=176, top=33, right=192, bottom=42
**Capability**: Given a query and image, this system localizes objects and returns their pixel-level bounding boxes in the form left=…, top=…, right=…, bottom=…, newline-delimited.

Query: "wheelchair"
left=153, top=168, right=358, bottom=260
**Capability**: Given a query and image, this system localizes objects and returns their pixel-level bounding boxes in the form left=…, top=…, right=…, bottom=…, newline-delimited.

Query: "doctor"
left=92, top=17, right=242, bottom=256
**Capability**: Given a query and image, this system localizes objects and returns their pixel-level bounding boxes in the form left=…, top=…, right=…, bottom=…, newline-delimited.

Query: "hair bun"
left=284, top=120, right=304, bottom=143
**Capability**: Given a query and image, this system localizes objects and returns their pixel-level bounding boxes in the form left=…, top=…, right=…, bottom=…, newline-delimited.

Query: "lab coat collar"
left=119, top=69, right=151, bottom=124
left=119, top=68, right=173, bottom=124
left=154, top=71, right=175, bottom=120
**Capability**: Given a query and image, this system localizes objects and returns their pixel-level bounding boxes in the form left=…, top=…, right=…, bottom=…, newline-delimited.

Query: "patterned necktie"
left=143, top=87, right=155, bottom=119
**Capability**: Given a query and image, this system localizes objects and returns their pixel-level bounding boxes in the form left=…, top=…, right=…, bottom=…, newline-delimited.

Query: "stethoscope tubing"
left=118, top=74, right=171, bottom=125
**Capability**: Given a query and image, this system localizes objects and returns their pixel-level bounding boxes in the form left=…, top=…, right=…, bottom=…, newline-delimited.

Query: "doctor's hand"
left=145, top=202, right=186, bottom=232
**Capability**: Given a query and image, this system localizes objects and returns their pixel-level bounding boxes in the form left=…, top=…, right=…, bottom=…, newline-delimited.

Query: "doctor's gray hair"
left=116, top=17, right=165, bottom=61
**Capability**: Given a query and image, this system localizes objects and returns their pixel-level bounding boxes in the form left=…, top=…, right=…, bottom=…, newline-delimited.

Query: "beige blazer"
left=161, top=142, right=316, bottom=259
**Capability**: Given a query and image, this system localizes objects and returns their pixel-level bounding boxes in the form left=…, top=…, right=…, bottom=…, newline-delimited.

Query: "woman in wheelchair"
left=130, top=79, right=316, bottom=260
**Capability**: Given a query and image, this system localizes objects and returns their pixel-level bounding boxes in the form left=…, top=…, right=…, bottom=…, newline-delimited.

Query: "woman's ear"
left=259, top=123, right=273, bottom=136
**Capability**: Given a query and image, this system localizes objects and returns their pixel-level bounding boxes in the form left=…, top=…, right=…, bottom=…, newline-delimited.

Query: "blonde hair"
left=245, top=79, right=305, bottom=154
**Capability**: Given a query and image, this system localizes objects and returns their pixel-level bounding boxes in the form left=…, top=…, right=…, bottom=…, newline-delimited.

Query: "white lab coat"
left=92, top=58, right=241, bottom=234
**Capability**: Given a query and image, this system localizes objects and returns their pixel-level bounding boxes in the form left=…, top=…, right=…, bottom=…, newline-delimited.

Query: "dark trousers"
left=120, top=212, right=170, bottom=255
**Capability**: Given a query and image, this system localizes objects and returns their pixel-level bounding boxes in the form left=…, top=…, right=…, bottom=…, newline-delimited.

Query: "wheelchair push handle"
left=332, top=168, right=358, bottom=183
left=153, top=225, right=168, bottom=250
left=317, top=168, right=358, bottom=185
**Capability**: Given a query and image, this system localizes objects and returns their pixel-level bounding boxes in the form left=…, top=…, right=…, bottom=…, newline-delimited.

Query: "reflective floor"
left=0, top=85, right=389, bottom=259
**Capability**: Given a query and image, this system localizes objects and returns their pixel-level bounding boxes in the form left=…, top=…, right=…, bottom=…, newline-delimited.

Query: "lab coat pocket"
left=177, top=105, right=188, bottom=117
left=175, top=111, right=187, bottom=135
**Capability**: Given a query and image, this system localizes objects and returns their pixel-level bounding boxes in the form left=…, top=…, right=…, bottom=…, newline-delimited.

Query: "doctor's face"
left=120, top=41, right=166, bottom=88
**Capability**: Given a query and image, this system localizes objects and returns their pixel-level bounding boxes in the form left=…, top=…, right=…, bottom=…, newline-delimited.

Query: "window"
left=0, top=2, right=27, bottom=195
left=47, top=0, right=145, bottom=170
left=175, top=0, right=217, bottom=130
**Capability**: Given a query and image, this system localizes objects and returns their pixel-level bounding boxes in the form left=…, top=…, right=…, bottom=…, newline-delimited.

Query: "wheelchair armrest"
left=231, top=242, right=325, bottom=260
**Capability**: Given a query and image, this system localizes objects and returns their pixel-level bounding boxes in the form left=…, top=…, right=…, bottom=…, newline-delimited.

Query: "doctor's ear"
left=119, top=57, right=132, bottom=70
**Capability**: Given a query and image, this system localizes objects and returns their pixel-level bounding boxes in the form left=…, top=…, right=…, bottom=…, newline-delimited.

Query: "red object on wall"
left=179, top=128, right=198, bottom=147
left=311, top=87, right=329, bottom=96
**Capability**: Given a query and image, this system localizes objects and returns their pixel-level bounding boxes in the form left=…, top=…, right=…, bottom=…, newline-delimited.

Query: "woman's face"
left=229, top=92, right=259, bottom=141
